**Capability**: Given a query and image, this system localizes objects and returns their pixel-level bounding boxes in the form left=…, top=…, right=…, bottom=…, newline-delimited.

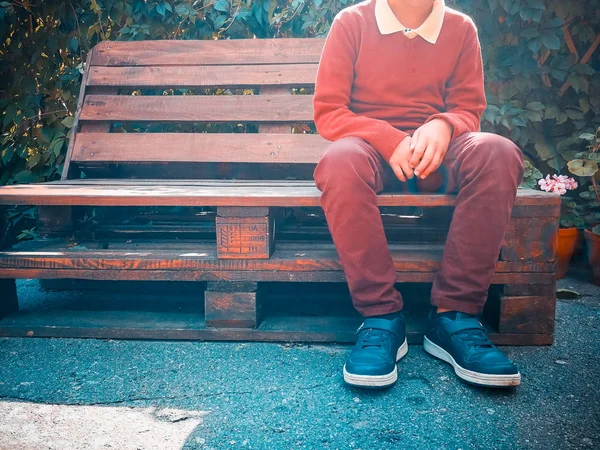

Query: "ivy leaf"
left=13, top=170, right=38, bottom=184
left=527, top=38, right=542, bottom=53
left=3, top=103, right=17, bottom=127
left=69, top=36, right=79, bottom=52
left=568, top=159, right=598, bottom=177
left=1, top=146, right=15, bottom=165
left=541, top=31, right=561, bottom=50
left=526, top=102, right=545, bottom=111
left=520, top=28, right=539, bottom=38
left=156, top=2, right=172, bottom=16
left=213, top=15, right=228, bottom=29
left=61, top=116, right=75, bottom=128
left=214, top=0, right=230, bottom=12
left=579, top=133, right=595, bottom=141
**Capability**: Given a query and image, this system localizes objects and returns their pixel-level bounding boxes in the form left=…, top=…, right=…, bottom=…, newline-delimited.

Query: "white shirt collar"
left=375, top=0, right=445, bottom=44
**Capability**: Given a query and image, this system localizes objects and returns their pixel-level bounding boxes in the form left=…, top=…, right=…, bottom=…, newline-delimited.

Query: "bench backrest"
left=64, top=38, right=328, bottom=181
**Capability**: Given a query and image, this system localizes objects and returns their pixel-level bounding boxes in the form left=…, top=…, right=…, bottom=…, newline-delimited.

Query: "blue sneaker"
left=424, top=310, right=521, bottom=387
left=343, top=315, right=408, bottom=388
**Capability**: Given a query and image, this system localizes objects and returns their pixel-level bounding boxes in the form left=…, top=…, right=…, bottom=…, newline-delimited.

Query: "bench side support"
left=0, top=206, right=18, bottom=318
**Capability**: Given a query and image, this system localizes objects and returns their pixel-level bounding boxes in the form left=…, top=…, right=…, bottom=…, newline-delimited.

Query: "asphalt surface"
left=0, top=276, right=598, bottom=450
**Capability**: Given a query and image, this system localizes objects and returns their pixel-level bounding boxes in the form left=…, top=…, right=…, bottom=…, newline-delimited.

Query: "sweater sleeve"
left=313, top=17, right=409, bottom=163
left=424, top=19, right=486, bottom=139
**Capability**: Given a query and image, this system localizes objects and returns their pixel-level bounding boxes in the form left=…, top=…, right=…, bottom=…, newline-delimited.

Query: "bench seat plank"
left=0, top=181, right=559, bottom=207
left=81, top=94, right=314, bottom=123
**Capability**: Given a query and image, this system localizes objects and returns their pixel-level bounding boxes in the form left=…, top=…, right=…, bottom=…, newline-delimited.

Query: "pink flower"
left=538, top=174, right=578, bottom=195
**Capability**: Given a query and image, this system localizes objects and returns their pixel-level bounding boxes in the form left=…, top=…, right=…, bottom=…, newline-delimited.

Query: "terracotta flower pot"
left=555, top=228, right=579, bottom=279
left=584, top=229, right=600, bottom=286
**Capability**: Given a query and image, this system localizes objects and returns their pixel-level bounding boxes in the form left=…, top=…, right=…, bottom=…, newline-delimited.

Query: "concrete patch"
left=0, top=402, right=207, bottom=450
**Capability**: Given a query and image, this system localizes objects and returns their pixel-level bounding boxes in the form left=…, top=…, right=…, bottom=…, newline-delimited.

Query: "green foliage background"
left=0, top=0, right=599, bottom=188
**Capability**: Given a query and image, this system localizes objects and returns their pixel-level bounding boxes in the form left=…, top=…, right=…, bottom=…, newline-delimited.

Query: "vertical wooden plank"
left=61, top=49, right=95, bottom=180
left=500, top=216, right=558, bottom=262
left=205, top=281, right=259, bottom=328
left=216, top=207, right=274, bottom=259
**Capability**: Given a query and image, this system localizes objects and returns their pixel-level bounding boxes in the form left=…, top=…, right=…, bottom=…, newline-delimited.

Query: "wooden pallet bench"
left=0, top=39, right=560, bottom=344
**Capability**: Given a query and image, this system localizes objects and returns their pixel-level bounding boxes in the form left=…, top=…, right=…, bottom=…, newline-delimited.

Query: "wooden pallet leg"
left=37, top=206, right=74, bottom=292
left=0, top=279, right=18, bottom=319
left=484, top=281, right=556, bottom=344
left=0, top=207, right=18, bottom=318
left=216, top=207, right=274, bottom=259
left=205, top=281, right=260, bottom=328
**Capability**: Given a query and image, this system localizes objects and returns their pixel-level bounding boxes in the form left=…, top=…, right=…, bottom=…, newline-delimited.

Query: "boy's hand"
left=389, top=136, right=414, bottom=182
left=409, top=119, right=453, bottom=179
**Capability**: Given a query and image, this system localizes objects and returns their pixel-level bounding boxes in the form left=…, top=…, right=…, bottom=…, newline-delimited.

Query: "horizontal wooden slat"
left=80, top=95, right=314, bottom=122
left=90, top=39, right=325, bottom=66
left=0, top=241, right=554, bottom=274
left=0, top=310, right=552, bottom=345
left=87, top=64, right=319, bottom=88
left=73, top=133, right=328, bottom=164
left=0, top=181, right=559, bottom=207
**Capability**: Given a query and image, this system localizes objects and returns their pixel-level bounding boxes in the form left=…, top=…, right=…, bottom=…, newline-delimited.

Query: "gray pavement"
left=0, top=277, right=598, bottom=450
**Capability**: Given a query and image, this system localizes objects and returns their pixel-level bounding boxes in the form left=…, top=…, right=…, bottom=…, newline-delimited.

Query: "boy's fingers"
left=390, top=162, right=406, bottom=182
left=420, top=154, right=443, bottom=179
left=409, top=131, right=419, bottom=151
left=401, top=158, right=414, bottom=179
left=414, top=143, right=437, bottom=177
left=410, top=134, right=428, bottom=168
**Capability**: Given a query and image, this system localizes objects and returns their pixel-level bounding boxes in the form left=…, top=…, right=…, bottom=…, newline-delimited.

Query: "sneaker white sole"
left=423, top=336, right=521, bottom=387
left=343, top=339, right=408, bottom=388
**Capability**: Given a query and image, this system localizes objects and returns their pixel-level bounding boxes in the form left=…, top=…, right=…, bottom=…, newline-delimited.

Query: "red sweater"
left=313, top=0, right=486, bottom=162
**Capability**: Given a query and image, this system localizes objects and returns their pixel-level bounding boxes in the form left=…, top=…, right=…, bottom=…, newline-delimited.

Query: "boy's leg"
left=313, top=137, right=403, bottom=317
left=429, top=132, right=525, bottom=313
left=314, top=137, right=407, bottom=388
left=422, top=132, right=525, bottom=388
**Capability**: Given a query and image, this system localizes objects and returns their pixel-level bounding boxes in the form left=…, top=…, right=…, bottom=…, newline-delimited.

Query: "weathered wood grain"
left=0, top=241, right=555, bottom=274
left=259, top=86, right=293, bottom=133
left=80, top=94, right=314, bottom=122
left=497, top=295, right=556, bottom=334
left=72, top=133, right=329, bottom=164
left=216, top=215, right=274, bottom=259
left=205, top=281, right=260, bottom=328
left=501, top=216, right=559, bottom=262
left=0, top=182, right=561, bottom=207
left=503, top=282, right=556, bottom=296
left=88, top=64, right=319, bottom=88
left=510, top=203, right=561, bottom=218
left=90, top=39, right=325, bottom=66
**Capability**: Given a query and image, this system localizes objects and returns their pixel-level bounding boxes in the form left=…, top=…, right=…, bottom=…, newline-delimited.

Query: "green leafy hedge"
left=1, top=0, right=599, bottom=186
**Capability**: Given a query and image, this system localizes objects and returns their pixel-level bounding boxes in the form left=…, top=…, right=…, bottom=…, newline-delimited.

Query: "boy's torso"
left=336, top=0, right=477, bottom=133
